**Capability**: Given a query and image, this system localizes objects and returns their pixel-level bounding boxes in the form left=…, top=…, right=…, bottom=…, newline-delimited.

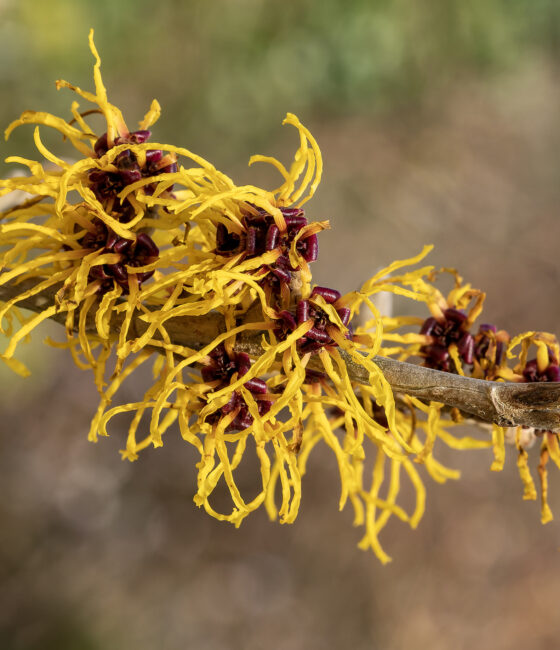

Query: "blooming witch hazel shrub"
left=1, top=31, right=559, bottom=563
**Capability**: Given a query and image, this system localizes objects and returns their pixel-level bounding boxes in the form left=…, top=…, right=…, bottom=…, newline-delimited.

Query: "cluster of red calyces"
left=419, top=308, right=474, bottom=372
left=418, top=302, right=518, bottom=378
left=201, top=344, right=272, bottom=431
left=80, top=218, right=159, bottom=294
left=522, top=350, right=560, bottom=382
left=274, top=286, right=351, bottom=354
left=473, top=324, right=506, bottom=370
left=89, top=130, right=177, bottom=219
left=216, top=207, right=318, bottom=291
left=214, top=205, right=352, bottom=395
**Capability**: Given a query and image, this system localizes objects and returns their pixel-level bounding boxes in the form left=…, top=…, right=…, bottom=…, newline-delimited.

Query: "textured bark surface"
left=2, top=277, right=560, bottom=429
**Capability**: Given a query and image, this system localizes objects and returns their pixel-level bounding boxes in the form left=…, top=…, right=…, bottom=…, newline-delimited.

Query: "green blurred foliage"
left=1, top=0, right=559, bottom=171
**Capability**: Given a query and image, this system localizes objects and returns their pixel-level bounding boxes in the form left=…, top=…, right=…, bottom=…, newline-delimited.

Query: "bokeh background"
left=1, top=1, right=560, bottom=648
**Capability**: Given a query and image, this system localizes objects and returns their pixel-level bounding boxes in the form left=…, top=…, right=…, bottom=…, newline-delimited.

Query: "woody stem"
left=1, top=277, right=560, bottom=430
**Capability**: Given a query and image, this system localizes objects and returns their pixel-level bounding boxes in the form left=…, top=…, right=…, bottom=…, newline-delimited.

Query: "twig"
left=2, top=277, right=560, bottom=430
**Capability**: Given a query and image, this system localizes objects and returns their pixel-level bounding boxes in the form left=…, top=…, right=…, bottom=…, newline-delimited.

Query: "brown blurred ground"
left=2, top=3, right=560, bottom=650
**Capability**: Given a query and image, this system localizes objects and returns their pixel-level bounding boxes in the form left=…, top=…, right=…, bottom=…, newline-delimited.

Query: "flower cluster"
left=201, top=344, right=272, bottom=431
left=1, top=31, right=558, bottom=562
left=362, top=270, right=560, bottom=524
left=79, top=218, right=159, bottom=293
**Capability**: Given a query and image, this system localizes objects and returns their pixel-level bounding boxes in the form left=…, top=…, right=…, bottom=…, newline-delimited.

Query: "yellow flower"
left=364, top=266, right=560, bottom=530
left=0, top=30, right=211, bottom=377
left=2, top=30, right=559, bottom=564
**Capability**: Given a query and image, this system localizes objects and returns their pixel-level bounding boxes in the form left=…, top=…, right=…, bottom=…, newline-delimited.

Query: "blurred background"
left=1, top=1, right=560, bottom=648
